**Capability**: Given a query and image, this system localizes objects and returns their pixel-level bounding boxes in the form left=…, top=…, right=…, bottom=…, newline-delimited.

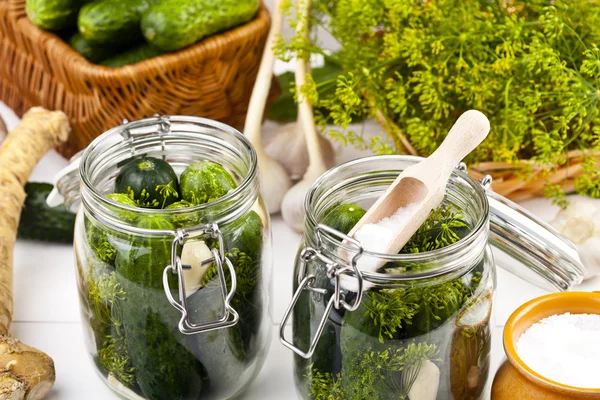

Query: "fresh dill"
left=278, top=0, right=600, bottom=201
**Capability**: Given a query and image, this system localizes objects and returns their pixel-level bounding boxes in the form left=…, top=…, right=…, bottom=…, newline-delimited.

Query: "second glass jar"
left=283, top=156, right=498, bottom=400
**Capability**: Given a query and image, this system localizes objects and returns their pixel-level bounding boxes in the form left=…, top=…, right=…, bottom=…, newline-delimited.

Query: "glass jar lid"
left=486, top=187, right=585, bottom=291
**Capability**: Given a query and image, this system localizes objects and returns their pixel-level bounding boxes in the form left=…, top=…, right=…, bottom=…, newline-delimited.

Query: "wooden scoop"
left=348, top=110, right=490, bottom=259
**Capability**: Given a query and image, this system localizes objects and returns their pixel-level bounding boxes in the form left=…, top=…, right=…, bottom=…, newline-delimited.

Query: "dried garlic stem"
left=244, top=0, right=291, bottom=213
left=373, top=108, right=418, bottom=156
left=281, top=0, right=328, bottom=232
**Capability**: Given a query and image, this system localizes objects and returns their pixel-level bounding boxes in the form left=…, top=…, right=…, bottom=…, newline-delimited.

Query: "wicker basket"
left=0, top=0, right=277, bottom=158
left=470, top=150, right=600, bottom=202
left=375, top=114, right=600, bottom=201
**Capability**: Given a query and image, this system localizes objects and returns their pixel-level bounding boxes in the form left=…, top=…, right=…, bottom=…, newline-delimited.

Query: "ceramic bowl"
left=491, top=292, right=600, bottom=399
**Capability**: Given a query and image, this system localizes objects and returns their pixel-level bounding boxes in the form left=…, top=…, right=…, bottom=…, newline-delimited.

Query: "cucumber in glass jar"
left=115, top=156, right=180, bottom=208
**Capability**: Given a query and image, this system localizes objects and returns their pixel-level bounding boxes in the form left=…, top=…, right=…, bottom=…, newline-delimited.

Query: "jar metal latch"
left=279, top=224, right=364, bottom=358
left=163, top=223, right=240, bottom=335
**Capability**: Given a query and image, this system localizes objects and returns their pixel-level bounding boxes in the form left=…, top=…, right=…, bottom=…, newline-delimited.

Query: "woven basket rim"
left=7, top=1, right=270, bottom=78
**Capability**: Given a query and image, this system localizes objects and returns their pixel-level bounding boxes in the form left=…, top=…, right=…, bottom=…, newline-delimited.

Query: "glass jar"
left=54, top=116, right=271, bottom=400
left=279, top=155, right=585, bottom=400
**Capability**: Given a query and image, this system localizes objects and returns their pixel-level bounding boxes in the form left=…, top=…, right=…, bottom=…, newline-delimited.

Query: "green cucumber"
left=116, top=215, right=207, bottom=399
left=78, top=0, right=155, bottom=44
left=69, top=32, right=116, bottom=63
left=165, top=200, right=194, bottom=209
left=339, top=300, right=394, bottom=399
left=87, top=267, right=139, bottom=391
left=18, top=182, right=76, bottom=243
left=84, top=193, right=138, bottom=265
left=402, top=279, right=469, bottom=339
left=106, top=193, right=138, bottom=207
left=115, top=156, right=180, bottom=209
left=321, top=203, right=366, bottom=235
left=180, top=161, right=237, bottom=205
left=293, top=287, right=341, bottom=398
left=164, top=200, right=202, bottom=228
left=100, top=43, right=163, bottom=67
left=26, top=0, right=88, bottom=31
left=141, top=0, right=260, bottom=51
left=201, top=210, right=263, bottom=356
left=185, top=283, right=246, bottom=396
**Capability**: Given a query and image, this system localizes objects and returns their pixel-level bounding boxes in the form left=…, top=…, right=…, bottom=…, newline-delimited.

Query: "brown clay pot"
left=492, top=292, right=600, bottom=400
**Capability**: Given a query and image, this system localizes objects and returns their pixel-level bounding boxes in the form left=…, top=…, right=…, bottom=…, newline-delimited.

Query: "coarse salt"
left=354, top=203, right=419, bottom=257
left=516, top=312, right=600, bottom=389
left=341, top=203, right=417, bottom=292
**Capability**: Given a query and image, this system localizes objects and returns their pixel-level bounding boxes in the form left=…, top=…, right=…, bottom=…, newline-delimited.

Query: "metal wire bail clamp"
left=279, top=224, right=364, bottom=358
left=162, top=223, right=239, bottom=334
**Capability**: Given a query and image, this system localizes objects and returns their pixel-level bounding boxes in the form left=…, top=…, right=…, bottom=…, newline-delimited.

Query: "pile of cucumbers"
left=26, top=0, right=260, bottom=67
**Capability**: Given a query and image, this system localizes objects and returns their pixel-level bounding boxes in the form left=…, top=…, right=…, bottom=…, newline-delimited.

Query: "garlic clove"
left=264, top=122, right=335, bottom=181
left=181, top=240, right=213, bottom=296
left=264, top=122, right=309, bottom=180
left=258, top=153, right=292, bottom=214
left=408, top=360, right=440, bottom=400
left=577, top=237, right=600, bottom=280
left=550, top=197, right=600, bottom=280
left=281, top=180, right=313, bottom=232
left=0, top=114, right=6, bottom=143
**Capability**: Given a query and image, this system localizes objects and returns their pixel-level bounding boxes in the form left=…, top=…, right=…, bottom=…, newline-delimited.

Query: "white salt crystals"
left=340, top=204, right=418, bottom=293
left=516, top=313, right=600, bottom=389
left=354, top=203, right=419, bottom=256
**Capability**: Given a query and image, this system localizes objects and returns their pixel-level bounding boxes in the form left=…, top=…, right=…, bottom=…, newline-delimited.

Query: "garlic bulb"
left=408, top=360, right=440, bottom=400
left=281, top=0, right=328, bottom=233
left=108, top=374, right=146, bottom=400
left=243, top=0, right=291, bottom=214
left=281, top=179, right=313, bottom=232
left=264, top=122, right=335, bottom=180
left=257, top=152, right=291, bottom=214
left=551, top=197, right=600, bottom=280
left=181, top=240, right=213, bottom=296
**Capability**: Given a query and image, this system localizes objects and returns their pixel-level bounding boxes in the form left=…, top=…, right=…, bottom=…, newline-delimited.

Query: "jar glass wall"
left=71, top=117, right=272, bottom=400
left=290, top=156, right=495, bottom=400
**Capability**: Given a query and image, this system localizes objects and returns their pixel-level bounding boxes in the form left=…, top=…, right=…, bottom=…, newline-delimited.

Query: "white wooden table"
left=3, top=103, right=599, bottom=399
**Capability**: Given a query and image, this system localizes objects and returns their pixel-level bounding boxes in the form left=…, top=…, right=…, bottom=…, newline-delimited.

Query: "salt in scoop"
left=345, top=110, right=490, bottom=284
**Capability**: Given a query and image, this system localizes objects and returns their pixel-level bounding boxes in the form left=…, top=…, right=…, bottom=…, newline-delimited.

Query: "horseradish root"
left=0, top=107, right=70, bottom=400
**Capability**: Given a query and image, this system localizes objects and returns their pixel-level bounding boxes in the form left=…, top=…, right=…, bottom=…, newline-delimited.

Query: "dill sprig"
left=402, top=205, right=467, bottom=253
left=310, top=342, right=440, bottom=399
left=363, top=289, right=420, bottom=342
left=279, top=0, right=600, bottom=200
left=305, top=365, right=344, bottom=400
left=364, top=278, right=469, bottom=343
left=201, top=248, right=258, bottom=309
left=156, top=181, right=179, bottom=209
left=126, top=186, right=159, bottom=208
left=88, top=271, right=135, bottom=386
